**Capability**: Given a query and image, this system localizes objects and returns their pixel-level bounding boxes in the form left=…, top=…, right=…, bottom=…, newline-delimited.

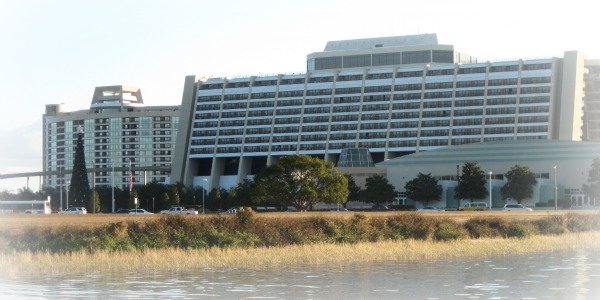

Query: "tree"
left=404, top=173, right=442, bottom=207
left=168, top=185, right=180, bottom=207
left=252, top=155, right=348, bottom=209
left=501, top=165, right=537, bottom=204
left=90, top=189, right=101, bottom=213
left=227, top=179, right=255, bottom=207
left=345, top=174, right=362, bottom=203
left=455, top=162, right=488, bottom=202
left=68, top=129, right=90, bottom=207
left=363, top=174, right=396, bottom=205
left=583, top=158, right=600, bottom=202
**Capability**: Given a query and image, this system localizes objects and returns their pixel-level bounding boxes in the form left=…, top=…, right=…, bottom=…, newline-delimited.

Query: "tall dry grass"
left=2, top=231, right=599, bottom=276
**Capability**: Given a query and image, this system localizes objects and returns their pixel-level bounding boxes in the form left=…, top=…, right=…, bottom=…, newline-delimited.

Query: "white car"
left=418, top=206, right=443, bottom=212
left=128, top=209, right=154, bottom=214
left=59, top=207, right=87, bottom=214
left=503, top=204, right=533, bottom=211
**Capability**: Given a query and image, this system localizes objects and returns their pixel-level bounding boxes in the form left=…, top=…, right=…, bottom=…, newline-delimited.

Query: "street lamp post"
left=66, top=180, right=70, bottom=209
left=92, top=159, right=96, bottom=213
left=202, top=178, right=208, bottom=214
left=111, top=163, right=115, bottom=213
left=553, top=165, right=558, bottom=210
left=488, top=171, right=493, bottom=210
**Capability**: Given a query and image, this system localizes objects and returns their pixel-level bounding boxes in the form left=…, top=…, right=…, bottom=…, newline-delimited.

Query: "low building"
left=377, top=140, right=600, bottom=208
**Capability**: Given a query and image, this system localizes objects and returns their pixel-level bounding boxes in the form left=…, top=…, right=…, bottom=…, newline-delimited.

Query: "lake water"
left=1, top=249, right=599, bottom=299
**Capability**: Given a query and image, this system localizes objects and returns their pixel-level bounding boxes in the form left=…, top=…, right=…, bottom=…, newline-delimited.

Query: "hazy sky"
left=1, top=0, right=598, bottom=191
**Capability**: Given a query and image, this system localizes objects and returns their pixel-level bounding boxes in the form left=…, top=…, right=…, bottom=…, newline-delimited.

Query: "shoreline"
left=2, top=231, right=599, bottom=276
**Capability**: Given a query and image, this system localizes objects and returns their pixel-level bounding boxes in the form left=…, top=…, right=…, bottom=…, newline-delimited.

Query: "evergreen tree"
left=405, top=173, right=442, bottom=207
left=455, top=162, right=488, bottom=202
left=583, top=158, right=600, bottom=202
left=168, top=185, right=180, bottom=206
left=363, top=174, right=396, bottom=205
left=501, top=165, right=537, bottom=204
left=345, top=174, right=362, bottom=203
left=68, top=129, right=90, bottom=207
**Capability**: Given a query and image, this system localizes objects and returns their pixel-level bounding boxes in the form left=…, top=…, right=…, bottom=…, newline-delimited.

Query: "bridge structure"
left=0, top=166, right=172, bottom=191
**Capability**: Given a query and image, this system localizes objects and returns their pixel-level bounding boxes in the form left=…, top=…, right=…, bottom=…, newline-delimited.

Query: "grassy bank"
left=1, top=211, right=599, bottom=254
left=2, top=231, right=599, bottom=275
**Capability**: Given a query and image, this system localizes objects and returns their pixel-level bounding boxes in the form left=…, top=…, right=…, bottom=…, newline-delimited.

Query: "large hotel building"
left=171, top=34, right=590, bottom=191
left=43, top=86, right=179, bottom=189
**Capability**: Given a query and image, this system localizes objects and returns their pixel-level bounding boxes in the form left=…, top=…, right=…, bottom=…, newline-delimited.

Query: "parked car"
left=224, top=207, right=238, bottom=214
left=417, top=206, right=443, bottom=212
left=114, top=208, right=130, bottom=214
left=371, top=204, right=390, bottom=211
left=128, top=208, right=154, bottom=214
left=503, top=204, right=533, bottom=211
left=59, top=207, right=87, bottom=214
left=459, top=202, right=489, bottom=211
left=160, top=206, right=198, bottom=215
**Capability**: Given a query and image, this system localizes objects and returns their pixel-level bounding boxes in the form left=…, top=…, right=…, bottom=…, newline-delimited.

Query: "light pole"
left=488, top=171, right=493, bottom=210
left=59, top=170, right=63, bottom=211
left=111, top=163, right=115, bottom=213
left=66, top=180, right=70, bottom=209
left=553, top=165, right=558, bottom=210
left=202, top=178, right=208, bottom=214
left=92, top=159, right=96, bottom=213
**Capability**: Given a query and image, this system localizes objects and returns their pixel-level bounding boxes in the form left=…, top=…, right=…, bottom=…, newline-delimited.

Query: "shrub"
left=236, top=207, right=256, bottom=228
left=503, top=222, right=537, bottom=238
left=433, top=220, right=468, bottom=241
left=535, top=215, right=566, bottom=235
left=566, top=213, right=600, bottom=232
left=464, top=218, right=507, bottom=238
left=386, top=213, right=434, bottom=240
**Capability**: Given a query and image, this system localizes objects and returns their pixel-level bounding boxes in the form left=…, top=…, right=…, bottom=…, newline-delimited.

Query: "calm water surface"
left=1, top=249, right=599, bottom=299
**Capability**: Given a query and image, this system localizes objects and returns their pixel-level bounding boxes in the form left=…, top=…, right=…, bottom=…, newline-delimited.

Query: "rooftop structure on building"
left=43, top=86, right=180, bottom=189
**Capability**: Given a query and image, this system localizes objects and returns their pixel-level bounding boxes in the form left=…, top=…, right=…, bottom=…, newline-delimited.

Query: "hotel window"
left=364, top=85, right=392, bottom=93
left=431, top=50, right=454, bottom=64
left=391, top=112, right=420, bottom=119
left=225, top=81, right=250, bottom=88
left=489, top=65, right=519, bottom=72
left=198, top=95, right=221, bottom=102
left=199, top=83, right=223, bottom=90
left=456, top=80, right=485, bottom=88
left=314, top=57, right=343, bottom=70
left=458, top=67, right=486, bottom=74
left=366, top=72, right=394, bottom=80
left=453, top=118, right=482, bottom=126
left=343, top=55, right=371, bottom=68
left=425, top=82, right=453, bottom=90
left=402, top=50, right=430, bottom=64
left=519, top=96, right=550, bottom=104
left=520, top=86, right=551, bottom=94
left=389, top=131, right=417, bottom=138
left=522, top=63, right=552, bottom=71
left=280, top=78, right=305, bottom=85
left=308, top=76, right=334, bottom=83
left=372, top=53, right=401, bottom=66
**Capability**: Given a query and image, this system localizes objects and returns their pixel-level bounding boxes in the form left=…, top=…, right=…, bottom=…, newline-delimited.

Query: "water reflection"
left=1, top=249, right=599, bottom=299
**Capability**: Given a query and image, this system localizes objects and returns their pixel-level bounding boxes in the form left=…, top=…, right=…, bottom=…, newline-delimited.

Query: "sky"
left=1, top=0, right=599, bottom=191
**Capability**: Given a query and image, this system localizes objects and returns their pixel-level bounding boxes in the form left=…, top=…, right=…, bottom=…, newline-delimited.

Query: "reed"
left=1, top=212, right=599, bottom=254
left=2, top=231, right=599, bottom=276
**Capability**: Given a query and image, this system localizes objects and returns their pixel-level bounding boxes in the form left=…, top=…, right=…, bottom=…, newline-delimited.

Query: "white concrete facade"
left=171, top=35, right=589, bottom=191
left=43, top=86, right=180, bottom=189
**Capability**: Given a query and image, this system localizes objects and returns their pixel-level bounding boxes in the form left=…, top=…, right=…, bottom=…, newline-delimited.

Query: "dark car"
left=115, top=208, right=130, bottom=214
